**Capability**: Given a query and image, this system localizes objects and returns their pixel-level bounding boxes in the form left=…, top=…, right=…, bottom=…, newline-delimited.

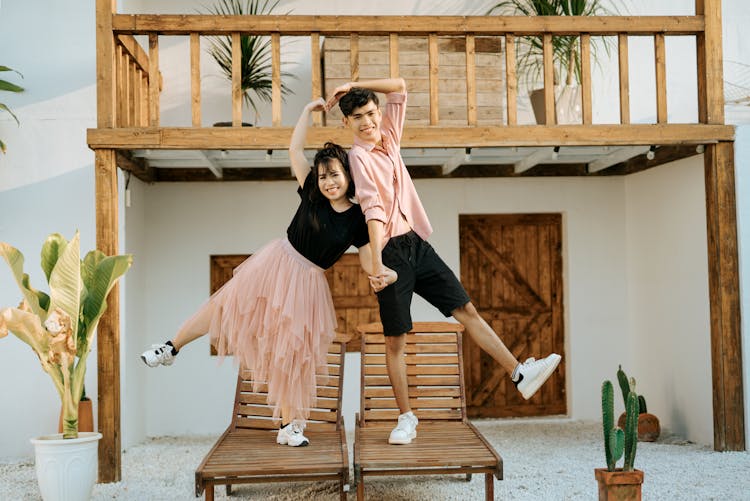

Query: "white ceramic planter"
left=30, top=432, right=102, bottom=501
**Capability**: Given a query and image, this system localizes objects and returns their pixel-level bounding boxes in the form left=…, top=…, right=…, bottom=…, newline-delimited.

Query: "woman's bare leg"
left=172, top=302, right=215, bottom=351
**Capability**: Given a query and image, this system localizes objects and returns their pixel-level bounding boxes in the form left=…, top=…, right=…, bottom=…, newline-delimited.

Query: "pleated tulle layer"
left=202, top=238, right=336, bottom=423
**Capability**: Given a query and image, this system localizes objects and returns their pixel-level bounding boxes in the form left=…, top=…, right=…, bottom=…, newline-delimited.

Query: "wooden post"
left=505, top=34, right=517, bottom=126
left=95, top=0, right=120, bottom=484
left=272, top=33, right=281, bottom=127
left=696, top=0, right=724, bottom=124
left=654, top=33, right=667, bottom=123
left=311, top=33, right=322, bottom=126
left=389, top=33, right=399, bottom=79
left=148, top=34, right=160, bottom=126
left=618, top=34, right=630, bottom=125
left=95, top=150, right=121, bottom=481
left=465, top=34, right=476, bottom=126
left=231, top=33, right=242, bottom=126
left=542, top=34, right=554, bottom=125
left=580, top=34, right=592, bottom=125
left=704, top=141, right=745, bottom=451
left=428, top=34, right=438, bottom=125
left=350, top=34, right=359, bottom=82
left=190, top=33, right=201, bottom=127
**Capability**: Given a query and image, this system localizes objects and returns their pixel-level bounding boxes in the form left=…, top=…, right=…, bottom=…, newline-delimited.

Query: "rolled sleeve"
left=384, top=91, right=407, bottom=143
left=350, top=150, right=387, bottom=223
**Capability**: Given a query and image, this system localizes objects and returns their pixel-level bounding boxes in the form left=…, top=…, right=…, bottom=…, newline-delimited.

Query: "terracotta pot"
left=594, top=468, right=644, bottom=501
left=617, top=412, right=660, bottom=442
left=58, top=399, right=94, bottom=433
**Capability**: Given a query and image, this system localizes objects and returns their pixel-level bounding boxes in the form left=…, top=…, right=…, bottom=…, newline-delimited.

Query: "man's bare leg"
left=385, top=334, right=410, bottom=413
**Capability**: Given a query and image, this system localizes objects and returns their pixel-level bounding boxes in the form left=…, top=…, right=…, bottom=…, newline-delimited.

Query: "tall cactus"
left=623, top=390, right=639, bottom=471
left=602, top=380, right=624, bottom=471
left=616, top=365, right=630, bottom=406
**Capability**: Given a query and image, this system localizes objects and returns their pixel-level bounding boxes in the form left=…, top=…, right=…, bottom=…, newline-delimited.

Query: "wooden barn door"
left=209, top=252, right=378, bottom=354
left=459, top=214, right=566, bottom=417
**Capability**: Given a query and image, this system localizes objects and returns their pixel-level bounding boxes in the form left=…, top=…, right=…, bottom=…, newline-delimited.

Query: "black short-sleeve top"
left=286, top=172, right=369, bottom=269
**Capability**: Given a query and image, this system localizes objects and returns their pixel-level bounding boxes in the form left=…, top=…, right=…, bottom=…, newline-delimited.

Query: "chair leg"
left=485, top=473, right=494, bottom=500
left=205, top=484, right=214, bottom=501
left=226, top=483, right=232, bottom=496
left=340, top=478, right=347, bottom=501
left=357, top=476, right=364, bottom=500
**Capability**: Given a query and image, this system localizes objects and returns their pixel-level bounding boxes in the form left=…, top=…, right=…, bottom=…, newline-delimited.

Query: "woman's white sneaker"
left=513, top=353, right=562, bottom=400
left=388, top=411, right=418, bottom=445
left=140, top=342, right=177, bottom=367
left=277, top=421, right=309, bottom=447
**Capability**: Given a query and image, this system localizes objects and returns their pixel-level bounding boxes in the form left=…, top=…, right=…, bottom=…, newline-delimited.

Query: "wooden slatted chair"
left=195, top=335, right=350, bottom=500
left=354, top=322, right=502, bottom=500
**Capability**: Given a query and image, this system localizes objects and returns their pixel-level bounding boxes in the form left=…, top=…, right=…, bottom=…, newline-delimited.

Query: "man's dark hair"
left=338, top=87, right=379, bottom=117
left=309, top=142, right=356, bottom=203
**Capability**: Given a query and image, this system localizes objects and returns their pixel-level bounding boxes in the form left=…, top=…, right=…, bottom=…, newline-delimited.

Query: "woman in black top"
left=140, top=99, right=395, bottom=446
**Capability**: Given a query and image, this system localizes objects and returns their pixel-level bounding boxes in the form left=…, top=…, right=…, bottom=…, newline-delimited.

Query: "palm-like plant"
left=0, top=232, right=132, bottom=438
left=487, top=0, right=617, bottom=88
left=203, top=0, right=295, bottom=119
left=0, top=65, right=25, bottom=153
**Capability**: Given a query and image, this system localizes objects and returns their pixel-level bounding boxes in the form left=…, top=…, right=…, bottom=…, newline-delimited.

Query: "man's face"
left=342, top=100, right=382, bottom=144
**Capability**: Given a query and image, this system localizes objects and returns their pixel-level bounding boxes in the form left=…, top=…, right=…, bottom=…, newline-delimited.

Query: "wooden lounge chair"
left=195, top=335, right=350, bottom=500
left=354, top=322, right=503, bottom=500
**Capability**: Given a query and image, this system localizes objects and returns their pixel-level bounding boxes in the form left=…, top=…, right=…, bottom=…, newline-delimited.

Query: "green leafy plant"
left=487, top=0, right=617, bottom=88
left=602, top=379, right=638, bottom=472
left=0, top=232, right=132, bottom=438
left=0, top=65, right=25, bottom=153
left=202, top=0, right=295, bottom=119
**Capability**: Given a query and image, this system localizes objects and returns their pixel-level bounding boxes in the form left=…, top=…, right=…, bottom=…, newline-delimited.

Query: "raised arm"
left=325, top=78, right=406, bottom=110
left=289, top=98, right=326, bottom=187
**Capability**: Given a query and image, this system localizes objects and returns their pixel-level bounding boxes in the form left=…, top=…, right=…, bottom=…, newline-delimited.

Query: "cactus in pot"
left=616, top=365, right=661, bottom=442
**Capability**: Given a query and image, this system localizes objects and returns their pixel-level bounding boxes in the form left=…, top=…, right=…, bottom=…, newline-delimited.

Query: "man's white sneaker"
left=277, top=421, right=309, bottom=447
left=388, top=411, right=418, bottom=445
left=140, top=343, right=177, bottom=367
left=514, top=353, right=562, bottom=400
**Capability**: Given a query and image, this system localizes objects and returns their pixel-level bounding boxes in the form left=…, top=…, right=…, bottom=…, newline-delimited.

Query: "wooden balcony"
left=89, top=10, right=734, bottom=182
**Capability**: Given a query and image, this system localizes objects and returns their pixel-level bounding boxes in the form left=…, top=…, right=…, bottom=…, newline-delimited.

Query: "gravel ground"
left=2, top=419, right=749, bottom=500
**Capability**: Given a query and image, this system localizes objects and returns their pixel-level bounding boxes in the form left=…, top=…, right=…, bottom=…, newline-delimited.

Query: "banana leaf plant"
left=0, top=232, right=132, bottom=439
left=0, top=65, right=25, bottom=153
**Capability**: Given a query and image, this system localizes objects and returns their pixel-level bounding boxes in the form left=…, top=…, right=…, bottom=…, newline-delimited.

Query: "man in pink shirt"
left=327, top=78, right=561, bottom=445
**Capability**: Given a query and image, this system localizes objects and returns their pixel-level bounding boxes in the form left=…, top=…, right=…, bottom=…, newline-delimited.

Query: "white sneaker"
left=277, top=421, right=309, bottom=447
left=140, top=343, right=177, bottom=367
left=388, top=411, right=418, bottom=445
left=514, top=353, right=562, bottom=400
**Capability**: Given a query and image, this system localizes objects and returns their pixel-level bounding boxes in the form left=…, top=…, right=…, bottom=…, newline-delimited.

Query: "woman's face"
left=317, top=160, right=350, bottom=203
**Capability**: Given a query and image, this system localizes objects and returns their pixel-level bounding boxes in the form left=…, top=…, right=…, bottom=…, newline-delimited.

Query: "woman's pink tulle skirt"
left=195, top=238, right=336, bottom=423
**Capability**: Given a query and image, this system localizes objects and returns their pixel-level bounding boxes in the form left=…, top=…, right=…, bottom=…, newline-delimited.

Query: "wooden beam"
left=112, top=15, right=705, bottom=36
left=199, top=151, right=224, bottom=178
left=97, top=0, right=116, bottom=128
left=654, top=33, right=667, bottom=123
left=231, top=33, right=242, bottom=126
left=429, top=34, right=439, bottom=125
left=310, top=33, right=322, bottom=126
left=618, top=34, right=630, bottom=125
left=586, top=146, right=649, bottom=173
left=148, top=34, right=159, bottom=126
left=543, top=34, right=555, bottom=125
left=704, top=141, right=744, bottom=451
left=190, top=33, right=201, bottom=127
left=95, top=149, right=120, bottom=482
left=87, top=124, right=736, bottom=150
left=505, top=34, right=517, bottom=126
left=696, top=0, right=724, bottom=124
left=389, top=33, right=399, bottom=78
left=272, top=33, right=281, bottom=127
left=116, top=35, right=151, bottom=76
left=514, top=147, right=554, bottom=173
left=115, top=150, right=155, bottom=182
left=465, top=34, right=476, bottom=126
left=350, top=34, right=359, bottom=81
left=580, top=34, right=592, bottom=125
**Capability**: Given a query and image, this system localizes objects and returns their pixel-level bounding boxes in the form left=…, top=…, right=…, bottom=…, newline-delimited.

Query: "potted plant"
left=596, top=379, right=644, bottom=501
left=1, top=64, right=25, bottom=153
left=202, top=0, right=295, bottom=125
left=0, top=231, right=132, bottom=501
left=486, top=0, right=617, bottom=124
left=616, top=365, right=661, bottom=442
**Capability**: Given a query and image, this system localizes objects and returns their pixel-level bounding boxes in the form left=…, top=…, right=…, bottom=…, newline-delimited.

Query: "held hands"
left=325, top=82, right=353, bottom=111
left=368, top=268, right=397, bottom=293
left=306, top=97, right=327, bottom=113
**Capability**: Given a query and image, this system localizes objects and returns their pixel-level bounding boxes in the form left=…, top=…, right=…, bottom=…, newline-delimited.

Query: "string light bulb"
left=646, top=146, right=656, bottom=160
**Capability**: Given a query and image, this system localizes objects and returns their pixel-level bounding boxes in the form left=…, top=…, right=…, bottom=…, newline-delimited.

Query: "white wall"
left=735, top=126, right=750, bottom=450
left=625, top=157, right=714, bottom=445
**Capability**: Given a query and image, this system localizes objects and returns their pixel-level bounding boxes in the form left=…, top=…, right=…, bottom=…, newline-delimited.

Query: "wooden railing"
left=91, top=10, right=732, bottom=149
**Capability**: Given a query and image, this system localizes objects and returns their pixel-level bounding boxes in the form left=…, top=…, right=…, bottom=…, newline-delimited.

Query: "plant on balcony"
left=202, top=0, right=295, bottom=122
left=0, top=65, right=25, bottom=153
left=0, top=231, right=132, bottom=439
left=486, top=0, right=618, bottom=123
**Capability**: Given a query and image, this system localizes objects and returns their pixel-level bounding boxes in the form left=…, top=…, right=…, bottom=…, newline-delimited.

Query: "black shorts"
left=376, top=231, right=471, bottom=336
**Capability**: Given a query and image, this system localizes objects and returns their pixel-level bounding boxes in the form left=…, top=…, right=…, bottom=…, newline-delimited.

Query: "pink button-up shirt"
left=349, top=91, right=433, bottom=245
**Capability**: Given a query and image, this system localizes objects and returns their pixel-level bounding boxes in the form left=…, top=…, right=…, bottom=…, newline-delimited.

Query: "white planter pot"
left=30, top=432, right=102, bottom=501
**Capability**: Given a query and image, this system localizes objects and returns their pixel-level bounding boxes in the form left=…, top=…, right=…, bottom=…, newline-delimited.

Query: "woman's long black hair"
left=308, top=142, right=356, bottom=203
